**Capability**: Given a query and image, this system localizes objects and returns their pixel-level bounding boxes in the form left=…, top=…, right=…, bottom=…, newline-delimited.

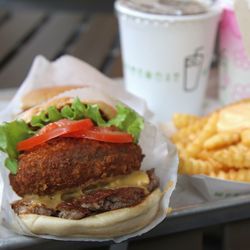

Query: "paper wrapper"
left=0, top=55, right=178, bottom=242
left=161, top=122, right=250, bottom=202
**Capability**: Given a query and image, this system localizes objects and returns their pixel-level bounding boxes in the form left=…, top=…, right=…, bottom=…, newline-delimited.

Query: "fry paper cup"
left=0, top=55, right=178, bottom=242
left=161, top=122, right=250, bottom=202
left=190, top=174, right=250, bottom=201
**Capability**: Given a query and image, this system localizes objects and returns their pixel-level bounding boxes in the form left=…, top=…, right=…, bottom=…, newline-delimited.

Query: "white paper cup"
left=115, top=1, right=221, bottom=121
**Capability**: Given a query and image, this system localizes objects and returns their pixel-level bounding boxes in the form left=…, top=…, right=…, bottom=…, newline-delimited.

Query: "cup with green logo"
left=115, top=0, right=221, bottom=121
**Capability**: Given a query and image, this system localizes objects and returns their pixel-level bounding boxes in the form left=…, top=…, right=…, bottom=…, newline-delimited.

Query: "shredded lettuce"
left=30, top=98, right=106, bottom=128
left=0, top=98, right=144, bottom=174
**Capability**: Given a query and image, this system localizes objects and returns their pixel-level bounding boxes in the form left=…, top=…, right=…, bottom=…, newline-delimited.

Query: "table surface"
left=0, top=6, right=122, bottom=89
left=0, top=4, right=249, bottom=250
left=0, top=0, right=116, bottom=13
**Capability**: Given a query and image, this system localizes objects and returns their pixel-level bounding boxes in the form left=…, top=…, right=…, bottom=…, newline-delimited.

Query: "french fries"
left=171, top=106, right=250, bottom=183
left=172, top=113, right=198, bottom=129
left=203, top=132, right=240, bottom=150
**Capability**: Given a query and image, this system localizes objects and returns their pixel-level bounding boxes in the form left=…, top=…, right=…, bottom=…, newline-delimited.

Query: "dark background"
left=0, top=0, right=116, bottom=12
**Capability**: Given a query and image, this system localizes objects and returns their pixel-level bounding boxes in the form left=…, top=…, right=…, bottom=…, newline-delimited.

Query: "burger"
left=0, top=87, right=161, bottom=237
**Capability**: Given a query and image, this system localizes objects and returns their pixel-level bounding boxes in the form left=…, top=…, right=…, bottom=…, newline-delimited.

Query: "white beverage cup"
left=115, top=1, right=221, bottom=121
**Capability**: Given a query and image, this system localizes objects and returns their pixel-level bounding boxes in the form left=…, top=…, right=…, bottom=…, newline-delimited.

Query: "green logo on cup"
left=125, top=59, right=207, bottom=86
left=125, top=63, right=182, bottom=83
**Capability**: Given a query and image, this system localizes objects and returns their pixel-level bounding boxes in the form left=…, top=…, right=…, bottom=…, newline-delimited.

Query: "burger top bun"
left=19, top=87, right=118, bottom=123
left=19, top=188, right=161, bottom=238
left=21, top=86, right=82, bottom=111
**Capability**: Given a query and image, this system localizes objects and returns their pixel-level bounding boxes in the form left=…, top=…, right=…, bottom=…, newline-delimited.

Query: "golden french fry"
left=203, top=132, right=240, bottom=150
left=179, top=154, right=222, bottom=175
left=173, top=113, right=198, bottom=130
left=209, top=171, right=216, bottom=178
left=175, top=142, right=186, bottom=154
left=209, top=144, right=250, bottom=168
left=197, top=150, right=217, bottom=161
left=241, top=129, right=250, bottom=147
left=171, top=117, right=208, bottom=145
left=186, top=113, right=219, bottom=157
left=209, top=169, right=250, bottom=182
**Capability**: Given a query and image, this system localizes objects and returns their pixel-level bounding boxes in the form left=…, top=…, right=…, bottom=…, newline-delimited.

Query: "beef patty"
left=12, top=169, right=159, bottom=220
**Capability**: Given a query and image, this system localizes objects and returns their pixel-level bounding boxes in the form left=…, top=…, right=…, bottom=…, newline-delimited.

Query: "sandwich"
left=0, top=87, right=161, bottom=237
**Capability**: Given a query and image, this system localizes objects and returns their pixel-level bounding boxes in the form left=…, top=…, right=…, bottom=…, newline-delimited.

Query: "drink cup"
left=115, top=0, right=221, bottom=121
left=219, top=8, right=250, bottom=105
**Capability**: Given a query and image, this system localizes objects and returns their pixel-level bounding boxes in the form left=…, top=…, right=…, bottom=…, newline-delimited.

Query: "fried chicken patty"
left=10, top=137, right=144, bottom=196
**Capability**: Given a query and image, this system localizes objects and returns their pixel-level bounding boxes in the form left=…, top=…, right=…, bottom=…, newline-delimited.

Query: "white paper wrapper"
left=0, top=55, right=153, bottom=121
left=0, top=55, right=178, bottom=243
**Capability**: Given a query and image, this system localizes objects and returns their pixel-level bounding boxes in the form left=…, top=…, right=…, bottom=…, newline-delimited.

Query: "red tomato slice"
left=65, top=127, right=133, bottom=143
left=37, top=119, right=85, bottom=135
left=17, top=119, right=94, bottom=151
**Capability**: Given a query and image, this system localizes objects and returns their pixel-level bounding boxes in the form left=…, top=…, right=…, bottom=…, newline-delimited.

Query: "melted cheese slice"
left=107, top=171, right=149, bottom=189
left=217, top=102, right=250, bottom=132
left=24, top=171, right=150, bottom=209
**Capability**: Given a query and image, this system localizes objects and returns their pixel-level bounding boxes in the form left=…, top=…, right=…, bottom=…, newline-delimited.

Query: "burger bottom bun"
left=19, top=188, right=162, bottom=238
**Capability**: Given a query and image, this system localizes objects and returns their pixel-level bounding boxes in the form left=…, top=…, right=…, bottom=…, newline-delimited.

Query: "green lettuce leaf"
left=5, top=158, right=18, bottom=175
left=0, top=120, right=33, bottom=174
left=61, top=105, right=76, bottom=120
left=30, top=111, right=50, bottom=128
left=108, top=103, right=144, bottom=142
left=47, top=106, right=63, bottom=122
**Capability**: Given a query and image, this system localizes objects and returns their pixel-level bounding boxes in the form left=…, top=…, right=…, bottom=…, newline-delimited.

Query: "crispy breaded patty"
left=10, top=137, right=143, bottom=196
